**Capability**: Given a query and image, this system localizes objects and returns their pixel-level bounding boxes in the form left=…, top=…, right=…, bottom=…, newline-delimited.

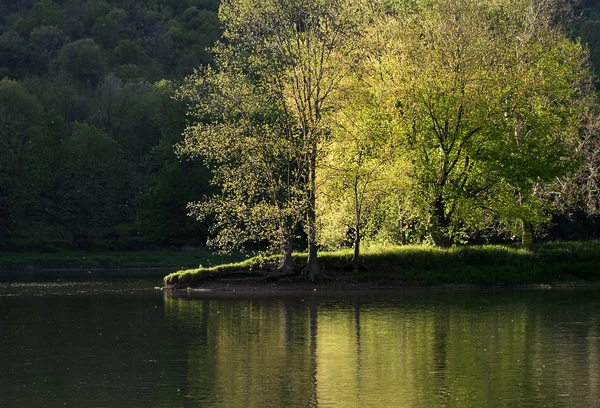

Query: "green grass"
left=0, top=250, right=247, bottom=271
left=164, top=241, right=600, bottom=287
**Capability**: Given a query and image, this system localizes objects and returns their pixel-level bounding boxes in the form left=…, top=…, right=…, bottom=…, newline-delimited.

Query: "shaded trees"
left=0, top=0, right=224, bottom=250
left=57, top=123, right=133, bottom=248
left=0, top=79, right=44, bottom=245
left=56, top=39, right=106, bottom=87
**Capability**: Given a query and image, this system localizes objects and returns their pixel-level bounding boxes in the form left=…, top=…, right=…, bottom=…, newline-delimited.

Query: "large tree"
left=371, top=0, right=594, bottom=246
left=226, top=0, right=368, bottom=279
left=181, top=0, right=368, bottom=278
left=178, top=57, right=306, bottom=272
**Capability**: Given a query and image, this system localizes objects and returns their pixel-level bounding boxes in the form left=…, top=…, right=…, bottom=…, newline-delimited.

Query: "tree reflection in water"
left=164, top=290, right=600, bottom=408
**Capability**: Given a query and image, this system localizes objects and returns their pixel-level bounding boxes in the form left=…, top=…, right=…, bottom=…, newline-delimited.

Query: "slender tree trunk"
left=305, top=152, right=319, bottom=281
left=351, top=178, right=361, bottom=272
left=521, top=218, right=534, bottom=246
left=397, top=198, right=407, bottom=245
left=351, top=180, right=361, bottom=272
left=399, top=219, right=407, bottom=246
left=351, top=230, right=360, bottom=273
left=518, top=193, right=534, bottom=246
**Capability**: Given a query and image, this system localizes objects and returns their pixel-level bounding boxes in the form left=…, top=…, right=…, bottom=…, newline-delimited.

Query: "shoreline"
left=0, top=266, right=175, bottom=273
left=0, top=249, right=246, bottom=272
left=3, top=242, right=600, bottom=288
left=162, top=280, right=600, bottom=295
left=161, top=267, right=600, bottom=293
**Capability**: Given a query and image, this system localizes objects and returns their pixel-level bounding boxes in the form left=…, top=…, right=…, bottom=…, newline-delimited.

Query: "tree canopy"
left=179, top=0, right=598, bottom=276
left=1, top=0, right=600, bottom=254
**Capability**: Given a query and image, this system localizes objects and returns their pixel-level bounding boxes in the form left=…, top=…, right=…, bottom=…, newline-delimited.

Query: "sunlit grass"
left=164, top=241, right=600, bottom=286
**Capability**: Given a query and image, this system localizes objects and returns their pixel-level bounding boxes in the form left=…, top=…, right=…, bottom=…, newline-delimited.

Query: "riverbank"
left=163, top=242, right=600, bottom=290
left=0, top=250, right=246, bottom=271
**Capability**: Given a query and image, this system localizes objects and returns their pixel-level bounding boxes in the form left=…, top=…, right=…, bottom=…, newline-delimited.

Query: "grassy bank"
left=164, top=241, right=600, bottom=287
left=0, top=250, right=246, bottom=271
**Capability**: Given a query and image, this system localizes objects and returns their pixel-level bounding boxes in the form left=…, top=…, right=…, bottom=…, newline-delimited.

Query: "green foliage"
left=137, top=80, right=211, bottom=246
left=15, top=0, right=64, bottom=35
left=0, top=30, right=27, bottom=77
left=29, top=25, right=67, bottom=74
left=56, top=123, right=133, bottom=248
left=0, top=0, right=223, bottom=250
left=56, top=39, right=106, bottom=86
left=112, top=40, right=149, bottom=67
left=1, top=0, right=600, bottom=254
left=178, top=0, right=385, bottom=279
left=92, top=16, right=120, bottom=49
left=363, top=0, right=594, bottom=246
left=317, top=72, right=397, bottom=251
left=0, top=79, right=44, bottom=246
left=179, top=61, right=307, bottom=254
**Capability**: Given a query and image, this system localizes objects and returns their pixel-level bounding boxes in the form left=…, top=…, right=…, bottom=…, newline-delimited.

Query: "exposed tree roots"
left=165, top=263, right=333, bottom=290
left=340, top=262, right=369, bottom=273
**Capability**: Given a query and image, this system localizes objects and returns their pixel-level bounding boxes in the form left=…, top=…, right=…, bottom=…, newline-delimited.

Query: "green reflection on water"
left=165, top=291, right=600, bottom=408
left=1, top=285, right=599, bottom=407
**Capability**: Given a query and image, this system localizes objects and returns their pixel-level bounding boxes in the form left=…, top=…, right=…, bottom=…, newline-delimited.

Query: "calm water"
left=1, top=281, right=599, bottom=407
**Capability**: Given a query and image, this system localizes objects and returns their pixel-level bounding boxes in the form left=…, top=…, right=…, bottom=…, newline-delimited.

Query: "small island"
left=162, top=242, right=600, bottom=291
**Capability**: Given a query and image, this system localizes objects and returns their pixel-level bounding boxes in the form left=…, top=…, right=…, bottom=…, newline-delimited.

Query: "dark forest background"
left=1, top=0, right=600, bottom=250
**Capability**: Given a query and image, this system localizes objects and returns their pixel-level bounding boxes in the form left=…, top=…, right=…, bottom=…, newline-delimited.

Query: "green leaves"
left=365, top=0, right=593, bottom=245
left=181, top=0, right=595, bottom=253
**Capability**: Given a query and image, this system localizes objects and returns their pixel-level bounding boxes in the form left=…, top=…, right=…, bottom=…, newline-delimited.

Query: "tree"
left=112, top=40, right=149, bottom=67
left=56, top=39, right=106, bottom=87
left=29, top=25, right=66, bottom=74
left=0, top=30, right=27, bottom=77
left=139, top=80, right=211, bottom=247
left=57, top=123, right=132, bottom=249
left=15, top=0, right=64, bottom=36
left=0, top=79, right=43, bottom=246
left=179, top=59, right=306, bottom=272
left=317, top=77, right=396, bottom=271
left=92, top=16, right=120, bottom=49
left=371, top=0, right=593, bottom=246
left=212, top=0, right=368, bottom=279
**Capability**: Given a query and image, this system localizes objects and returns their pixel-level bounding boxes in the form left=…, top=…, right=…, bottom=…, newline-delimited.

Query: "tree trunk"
left=351, top=224, right=360, bottom=273
left=351, top=180, right=361, bottom=272
left=399, top=218, right=407, bottom=246
left=518, top=192, right=534, bottom=246
left=431, top=195, right=452, bottom=247
left=278, top=236, right=296, bottom=273
left=521, top=218, right=534, bottom=246
left=305, top=153, right=319, bottom=281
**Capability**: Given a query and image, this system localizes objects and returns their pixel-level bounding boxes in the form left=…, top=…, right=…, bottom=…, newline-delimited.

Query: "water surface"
left=1, top=281, right=599, bottom=407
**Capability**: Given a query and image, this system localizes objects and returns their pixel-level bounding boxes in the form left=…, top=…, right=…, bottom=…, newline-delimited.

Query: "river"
left=1, top=281, right=599, bottom=407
